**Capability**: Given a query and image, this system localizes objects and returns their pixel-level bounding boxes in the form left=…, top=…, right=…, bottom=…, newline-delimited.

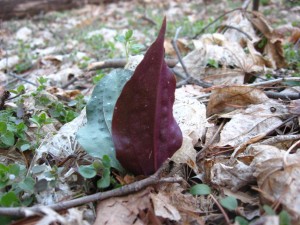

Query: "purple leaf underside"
left=112, top=18, right=183, bottom=175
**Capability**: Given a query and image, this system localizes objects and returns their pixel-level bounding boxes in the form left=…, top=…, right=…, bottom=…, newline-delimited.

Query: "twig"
left=264, top=91, right=300, bottom=100
left=247, top=77, right=300, bottom=87
left=172, top=27, right=190, bottom=79
left=0, top=162, right=183, bottom=217
left=176, top=76, right=213, bottom=88
left=283, top=139, right=300, bottom=168
left=220, top=25, right=253, bottom=41
left=242, top=0, right=252, bottom=9
left=196, top=120, right=226, bottom=161
left=209, top=194, right=231, bottom=225
left=87, top=58, right=178, bottom=71
left=7, top=72, right=37, bottom=87
left=140, top=15, right=157, bottom=26
left=61, top=77, right=78, bottom=89
left=193, top=8, right=243, bottom=39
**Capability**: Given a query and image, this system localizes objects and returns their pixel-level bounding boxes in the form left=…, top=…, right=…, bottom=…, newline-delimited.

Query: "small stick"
left=88, top=58, right=178, bottom=71
left=193, top=8, right=243, bottom=39
left=172, top=27, right=190, bottom=79
left=220, top=25, right=253, bottom=41
left=0, top=161, right=183, bottom=217
left=6, top=72, right=37, bottom=87
left=209, top=194, right=231, bottom=225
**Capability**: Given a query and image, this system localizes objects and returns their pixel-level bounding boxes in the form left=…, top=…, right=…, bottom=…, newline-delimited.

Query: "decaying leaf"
left=112, top=18, right=182, bottom=175
left=151, top=192, right=181, bottom=221
left=216, top=99, right=288, bottom=148
left=94, top=188, right=156, bottom=225
left=288, top=99, right=300, bottom=115
left=207, top=86, right=269, bottom=116
left=249, top=11, right=287, bottom=69
left=249, top=144, right=300, bottom=223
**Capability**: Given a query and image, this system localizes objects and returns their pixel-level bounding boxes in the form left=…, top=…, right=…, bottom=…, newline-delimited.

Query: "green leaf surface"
left=279, top=210, right=291, bottom=225
left=190, top=184, right=211, bottom=196
left=220, top=196, right=238, bottom=211
left=0, top=191, right=20, bottom=207
left=78, top=165, right=97, bottom=179
left=263, top=205, right=276, bottom=215
left=1, top=131, right=15, bottom=146
left=97, top=167, right=110, bottom=189
left=235, top=216, right=249, bottom=225
left=18, top=177, right=35, bottom=192
left=77, top=69, right=133, bottom=171
left=0, top=122, right=7, bottom=133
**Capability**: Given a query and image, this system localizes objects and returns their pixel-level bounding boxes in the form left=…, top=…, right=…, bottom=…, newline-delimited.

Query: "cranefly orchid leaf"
left=112, top=18, right=183, bottom=175
left=77, top=69, right=133, bottom=171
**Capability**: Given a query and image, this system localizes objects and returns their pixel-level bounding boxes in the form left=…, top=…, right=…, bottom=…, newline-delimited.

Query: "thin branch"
left=242, top=0, right=252, bottom=9
left=196, top=120, right=226, bottom=161
left=0, top=162, right=183, bottom=217
left=87, top=58, right=178, bottom=71
left=209, top=194, right=231, bottom=225
left=193, top=8, right=243, bottom=39
left=61, top=77, right=78, bottom=89
left=247, top=77, right=300, bottom=87
left=264, top=91, right=300, bottom=100
left=220, top=25, right=253, bottom=41
left=172, top=27, right=190, bottom=79
left=6, top=72, right=37, bottom=87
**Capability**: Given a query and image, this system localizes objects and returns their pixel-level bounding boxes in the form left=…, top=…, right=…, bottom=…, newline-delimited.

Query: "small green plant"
left=263, top=205, right=292, bottom=225
left=29, top=112, right=54, bottom=145
left=115, top=30, right=144, bottom=60
left=0, top=163, right=35, bottom=207
left=0, top=110, right=29, bottom=151
left=207, top=59, right=219, bottom=68
left=78, top=155, right=115, bottom=189
left=92, top=71, right=106, bottom=84
left=284, top=43, right=300, bottom=72
left=14, top=40, right=33, bottom=73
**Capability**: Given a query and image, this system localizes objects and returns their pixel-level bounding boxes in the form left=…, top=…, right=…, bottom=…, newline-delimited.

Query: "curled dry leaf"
left=249, top=11, right=287, bottom=69
left=249, top=144, right=300, bottom=223
left=210, top=159, right=256, bottom=191
left=207, top=86, right=269, bottom=116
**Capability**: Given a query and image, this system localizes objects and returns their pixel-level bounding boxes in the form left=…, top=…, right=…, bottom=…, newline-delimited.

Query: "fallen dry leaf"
left=94, top=187, right=158, bottom=225
left=249, top=144, right=300, bottom=223
left=207, top=86, right=269, bottom=116
left=249, top=11, right=287, bottom=69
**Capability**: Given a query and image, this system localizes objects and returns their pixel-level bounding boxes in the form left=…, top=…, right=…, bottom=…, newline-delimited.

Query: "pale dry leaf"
left=15, top=26, right=32, bottom=42
left=94, top=188, right=155, bottom=225
left=217, top=99, right=287, bottom=148
left=207, top=86, right=269, bottom=116
left=171, top=135, right=198, bottom=173
left=210, top=160, right=255, bottom=191
left=0, top=55, right=20, bottom=71
left=150, top=192, right=181, bottom=221
left=221, top=11, right=259, bottom=46
left=174, top=87, right=207, bottom=145
left=46, top=66, right=83, bottom=87
left=248, top=144, right=300, bottom=223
